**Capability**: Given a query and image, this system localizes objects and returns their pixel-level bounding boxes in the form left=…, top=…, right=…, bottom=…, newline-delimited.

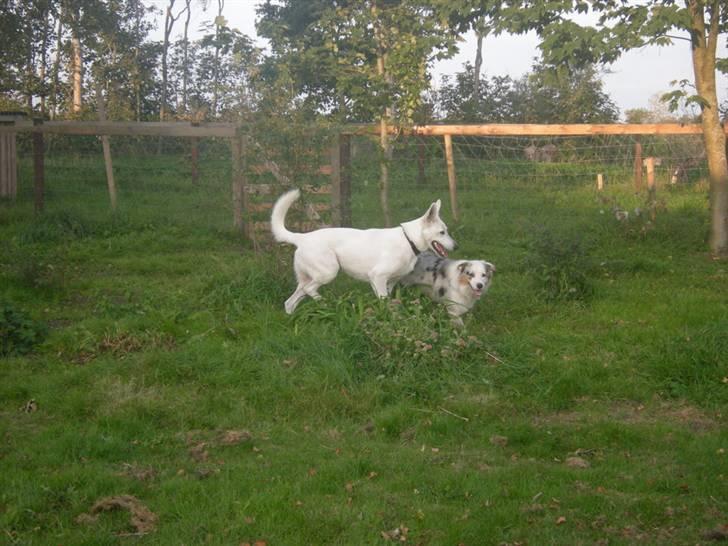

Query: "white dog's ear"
left=483, top=261, right=496, bottom=273
left=457, top=262, right=470, bottom=274
left=425, top=199, right=442, bottom=222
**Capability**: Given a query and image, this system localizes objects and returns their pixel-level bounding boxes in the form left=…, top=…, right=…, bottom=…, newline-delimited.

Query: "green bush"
left=294, top=291, right=483, bottom=373
left=524, top=228, right=594, bottom=301
left=0, top=303, right=47, bottom=357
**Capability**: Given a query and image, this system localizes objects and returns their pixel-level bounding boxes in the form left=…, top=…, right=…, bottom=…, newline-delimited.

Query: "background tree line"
left=0, top=0, right=627, bottom=125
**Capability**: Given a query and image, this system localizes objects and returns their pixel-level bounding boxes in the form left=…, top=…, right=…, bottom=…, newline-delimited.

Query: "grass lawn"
left=1, top=152, right=726, bottom=545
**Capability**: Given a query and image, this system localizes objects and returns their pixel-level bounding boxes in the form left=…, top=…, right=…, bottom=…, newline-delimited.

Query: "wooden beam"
left=0, top=120, right=238, bottom=138
left=342, top=123, right=727, bottom=137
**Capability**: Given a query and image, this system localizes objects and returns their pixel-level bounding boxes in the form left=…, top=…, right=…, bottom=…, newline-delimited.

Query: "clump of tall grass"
left=294, top=291, right=484, bottom=374
left=523, top=227, right=594, bottom=302
left=0, top=302, right=47, bottom=356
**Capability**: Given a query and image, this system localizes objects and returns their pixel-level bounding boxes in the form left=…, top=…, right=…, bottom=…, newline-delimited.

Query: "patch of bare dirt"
left=76, top=494, right=157, bottom=535
left=532, top=400, right=721, bottom=433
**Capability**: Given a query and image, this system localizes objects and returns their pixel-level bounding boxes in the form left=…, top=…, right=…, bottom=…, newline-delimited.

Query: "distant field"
left=1, top=152, right=726, bottom=545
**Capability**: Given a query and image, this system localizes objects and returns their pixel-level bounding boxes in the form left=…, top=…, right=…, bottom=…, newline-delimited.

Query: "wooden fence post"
left=443, top=134, right=459, bottom=222
left=231, top=130, right=247, bottom=236
left=633, top=138, right=643, bottom=191
left=417, top=135, right=426, bottom=186
left=331, top=133, right=351, bottom=227
left=33, top=119, right=44, bottom=214
left=191, top=137, right=199, bottom=184
left=597, top=173, right=604, bottom=191
left=645, top=156, right=656, bottom=196
left=0, top=126, right=17, bottom=200
left=95, top=82, right=117, bottom=211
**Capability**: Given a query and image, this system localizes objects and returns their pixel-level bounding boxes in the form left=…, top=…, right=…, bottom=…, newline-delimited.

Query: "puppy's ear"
left=483, top=261, right=496, bottom=274
left=425, top=199, right=442, bottom=222
left=457, top=262, right=470, bottom=274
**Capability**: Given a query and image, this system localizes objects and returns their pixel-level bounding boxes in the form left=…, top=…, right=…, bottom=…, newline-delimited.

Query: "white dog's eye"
left=439, top=230, right=445, bottom=235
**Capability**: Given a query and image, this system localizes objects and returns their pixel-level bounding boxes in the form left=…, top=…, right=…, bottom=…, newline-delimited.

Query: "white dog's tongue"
left=432, top=241, right=448, bottom=257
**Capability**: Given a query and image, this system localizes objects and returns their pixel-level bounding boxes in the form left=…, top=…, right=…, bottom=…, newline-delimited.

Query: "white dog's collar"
left=400, top=225, right=421, bottom=256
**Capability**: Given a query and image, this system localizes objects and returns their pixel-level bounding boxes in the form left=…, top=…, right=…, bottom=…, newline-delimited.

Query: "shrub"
left=524, top=228, right=594, bottom=301
left=294, top=291, right=484, bottom=373
left=0, top=303, right=47, bottom=357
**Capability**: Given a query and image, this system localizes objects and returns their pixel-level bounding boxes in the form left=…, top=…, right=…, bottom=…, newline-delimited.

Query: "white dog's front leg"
left=369, top=274, right=390, bottom=298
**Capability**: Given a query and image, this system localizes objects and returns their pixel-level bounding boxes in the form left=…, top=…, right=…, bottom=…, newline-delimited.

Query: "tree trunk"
left=182, top=0, right=192, bottom=114
left=161, top=1, right=175, bottom=124
left=39, top=8, right=50, bottom=117
left=71, top=35, right=82, bottom=114
left=212, top=0, right=224, bottom=117
left=50, top=5, right=63, bottom=119
left=134, top=7, right=142, bottom=121
left=372, top=2, right=392, bottom=226
left=473, top=28, right=484, bottom=104
left=689, top=0, right=728, bottom=257
left=25, top=13, right=34, bottom=113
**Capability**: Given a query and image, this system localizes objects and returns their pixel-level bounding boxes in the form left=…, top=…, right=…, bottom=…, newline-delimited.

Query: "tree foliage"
left=257, top=0, right=458, bottom=123
left=438, top=61, right=618, bottom=123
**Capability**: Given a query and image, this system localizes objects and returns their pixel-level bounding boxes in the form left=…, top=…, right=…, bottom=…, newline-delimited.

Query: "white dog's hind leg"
left=285, top=248, right=339, bottom=313
left=285, top=283, right=308, bottom=314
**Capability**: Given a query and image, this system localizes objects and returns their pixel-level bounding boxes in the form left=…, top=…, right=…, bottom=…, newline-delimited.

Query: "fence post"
left=33, top=119, right=44, bottom=214
left=231, top=130, right=248, bottom=236
left=633, top=138, right=643, bottom=191
left=330, top=133, right=351, bottom=227
left=443, top=134, right=459, bottom=222
left=191, top=137, right=199, bottom=184
left=645, top=156, right=656, bottom=196
left=0, top=125, right=17, bottom=200
left=597, top=173, right=604, bottom=191
left=95, top=81, right=117, bottom=211
left=417, top=135, right=426, bottom=186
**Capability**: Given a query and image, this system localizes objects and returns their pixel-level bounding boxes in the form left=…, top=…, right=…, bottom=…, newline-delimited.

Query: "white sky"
left=148, top=0, right=728, bottom=119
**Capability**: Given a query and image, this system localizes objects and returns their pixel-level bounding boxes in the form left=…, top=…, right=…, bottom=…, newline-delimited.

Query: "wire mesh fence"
left=345, top=131, right=709, bottom=229
left=1, top=124, right=712, bottom=244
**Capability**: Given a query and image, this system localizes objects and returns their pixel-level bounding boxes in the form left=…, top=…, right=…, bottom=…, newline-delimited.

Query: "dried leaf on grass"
left=117, top=463, right=156, bottom=481
left=76, top=495, right=157, bottom=535
left=381, top=525, right=409, bottom=541
left=220, top=429, right=252, bottom=446
left=489, top=435, right=508, bottom=447
left=565, top=456, right=590, bottom=469
left=188, top=442, right=209, bottom=462
left=702, top=524, right=728, bottom=541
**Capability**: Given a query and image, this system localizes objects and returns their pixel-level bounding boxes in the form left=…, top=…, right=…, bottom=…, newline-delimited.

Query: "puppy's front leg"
left=446, top=304, right=466, bottom=328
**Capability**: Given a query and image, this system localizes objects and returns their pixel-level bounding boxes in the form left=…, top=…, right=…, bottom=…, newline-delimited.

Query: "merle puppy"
left=400, top=251, right=495, bottom=327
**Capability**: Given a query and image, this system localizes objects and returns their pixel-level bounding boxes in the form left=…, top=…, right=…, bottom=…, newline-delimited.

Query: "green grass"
left=1, top=153, right=727, bottom=545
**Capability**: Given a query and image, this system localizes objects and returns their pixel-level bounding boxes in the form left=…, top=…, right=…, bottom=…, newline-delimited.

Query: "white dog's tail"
left=270, top=188, right=301, bottom=245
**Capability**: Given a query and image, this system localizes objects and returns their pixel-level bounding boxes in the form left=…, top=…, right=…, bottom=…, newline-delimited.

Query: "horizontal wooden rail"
left=0, top=121, right=238, bottom=138
left=343, top=123, right=726, bottom=137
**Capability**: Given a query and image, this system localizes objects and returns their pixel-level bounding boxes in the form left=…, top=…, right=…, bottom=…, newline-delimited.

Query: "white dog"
left=400, top=251, right=495, bottom=327
left=271, top=189, right=457, bottom=314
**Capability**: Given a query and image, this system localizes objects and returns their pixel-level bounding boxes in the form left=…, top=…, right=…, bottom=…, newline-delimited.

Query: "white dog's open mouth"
left=431, top=241, right=448, bottom=258
left=472, top=287, right=483, bottom=298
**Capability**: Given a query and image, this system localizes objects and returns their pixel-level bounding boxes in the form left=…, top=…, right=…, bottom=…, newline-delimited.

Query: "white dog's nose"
left=476, top=282, right=483, bottom=289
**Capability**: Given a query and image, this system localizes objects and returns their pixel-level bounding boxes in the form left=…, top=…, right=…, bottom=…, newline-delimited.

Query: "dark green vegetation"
left=1, top=153, right=727, bottom=545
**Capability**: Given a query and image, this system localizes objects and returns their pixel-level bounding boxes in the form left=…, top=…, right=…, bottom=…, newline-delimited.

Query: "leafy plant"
left=0, top=303, right=47, bottom=357
left=524, top=228, right=594, bottom=301
left=294, top=291, right=484, bottom=373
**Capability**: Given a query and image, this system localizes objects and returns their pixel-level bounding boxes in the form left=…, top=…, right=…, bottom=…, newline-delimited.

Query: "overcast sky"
left=150, top=0, right=728, bottom=119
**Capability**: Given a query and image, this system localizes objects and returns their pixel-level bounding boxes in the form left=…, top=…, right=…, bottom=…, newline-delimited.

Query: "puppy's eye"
left=439, top=230, right=445, bottom=235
